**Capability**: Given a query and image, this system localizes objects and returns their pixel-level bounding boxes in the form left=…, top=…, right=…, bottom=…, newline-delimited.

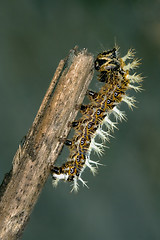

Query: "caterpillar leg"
left=51, top=166, right=68, bottom=187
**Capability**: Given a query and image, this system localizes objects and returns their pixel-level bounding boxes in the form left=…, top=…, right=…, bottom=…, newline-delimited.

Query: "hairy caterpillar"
left=50, top=46, right=142, bottom=192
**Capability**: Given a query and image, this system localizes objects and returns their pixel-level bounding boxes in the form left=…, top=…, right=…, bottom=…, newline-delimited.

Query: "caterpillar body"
left=50, top=47, right=142, bottom=192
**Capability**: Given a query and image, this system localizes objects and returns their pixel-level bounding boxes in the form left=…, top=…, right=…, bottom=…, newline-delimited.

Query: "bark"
left=0, top=47, right=94, bottom=240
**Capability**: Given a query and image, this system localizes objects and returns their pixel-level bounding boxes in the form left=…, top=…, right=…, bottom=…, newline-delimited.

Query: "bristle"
left=103, top=116, right=118, bottom=131
left=112, top=107, right=127, bottom=121
left=122, top=48, right=135, bottom=62
left=71, top=178, right=79, bottom=192
left=128, top=84, right=143, bottom=92
left=124, top=58, right=141, bottom=71
left=96, top=127, right=110, bottom=142
left=89, top=138, right=104, bottom=156
left=122, top=95, right=136, bottom=109
left=127, top=73, right=143, bottom=83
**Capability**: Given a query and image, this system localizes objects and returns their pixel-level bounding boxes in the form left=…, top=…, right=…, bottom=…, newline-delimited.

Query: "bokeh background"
left=0, top=0, right=160, bottom=239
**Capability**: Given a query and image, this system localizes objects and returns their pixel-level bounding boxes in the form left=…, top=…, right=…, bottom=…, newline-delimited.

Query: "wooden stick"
left=0, top=47, right=94, bottom=240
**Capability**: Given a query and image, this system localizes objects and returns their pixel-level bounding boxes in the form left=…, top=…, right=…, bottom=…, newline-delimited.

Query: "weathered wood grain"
left=0, top=47, right=94, bottom=240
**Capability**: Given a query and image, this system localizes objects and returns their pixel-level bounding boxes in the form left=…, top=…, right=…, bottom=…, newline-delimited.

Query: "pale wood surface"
left=0, top=47, right=94, bottom=240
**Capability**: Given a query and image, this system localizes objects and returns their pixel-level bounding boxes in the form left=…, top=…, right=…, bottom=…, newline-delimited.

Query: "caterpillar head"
left=95, top=47, right=120, bottom=72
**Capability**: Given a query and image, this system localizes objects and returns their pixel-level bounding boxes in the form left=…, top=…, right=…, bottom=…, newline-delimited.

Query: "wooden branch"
left=0, top=47, right=94, bottom=240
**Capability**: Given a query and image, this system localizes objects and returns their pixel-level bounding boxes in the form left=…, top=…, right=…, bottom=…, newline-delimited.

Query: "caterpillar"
left=50, top=46, right=142, bottom=192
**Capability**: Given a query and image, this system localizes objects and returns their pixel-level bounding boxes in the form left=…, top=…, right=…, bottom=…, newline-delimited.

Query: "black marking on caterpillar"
left=50, top=46, right=143, bottom=192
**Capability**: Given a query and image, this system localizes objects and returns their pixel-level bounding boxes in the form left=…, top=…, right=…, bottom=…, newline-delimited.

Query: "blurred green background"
left=0, top=0, right=160, bottom=239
